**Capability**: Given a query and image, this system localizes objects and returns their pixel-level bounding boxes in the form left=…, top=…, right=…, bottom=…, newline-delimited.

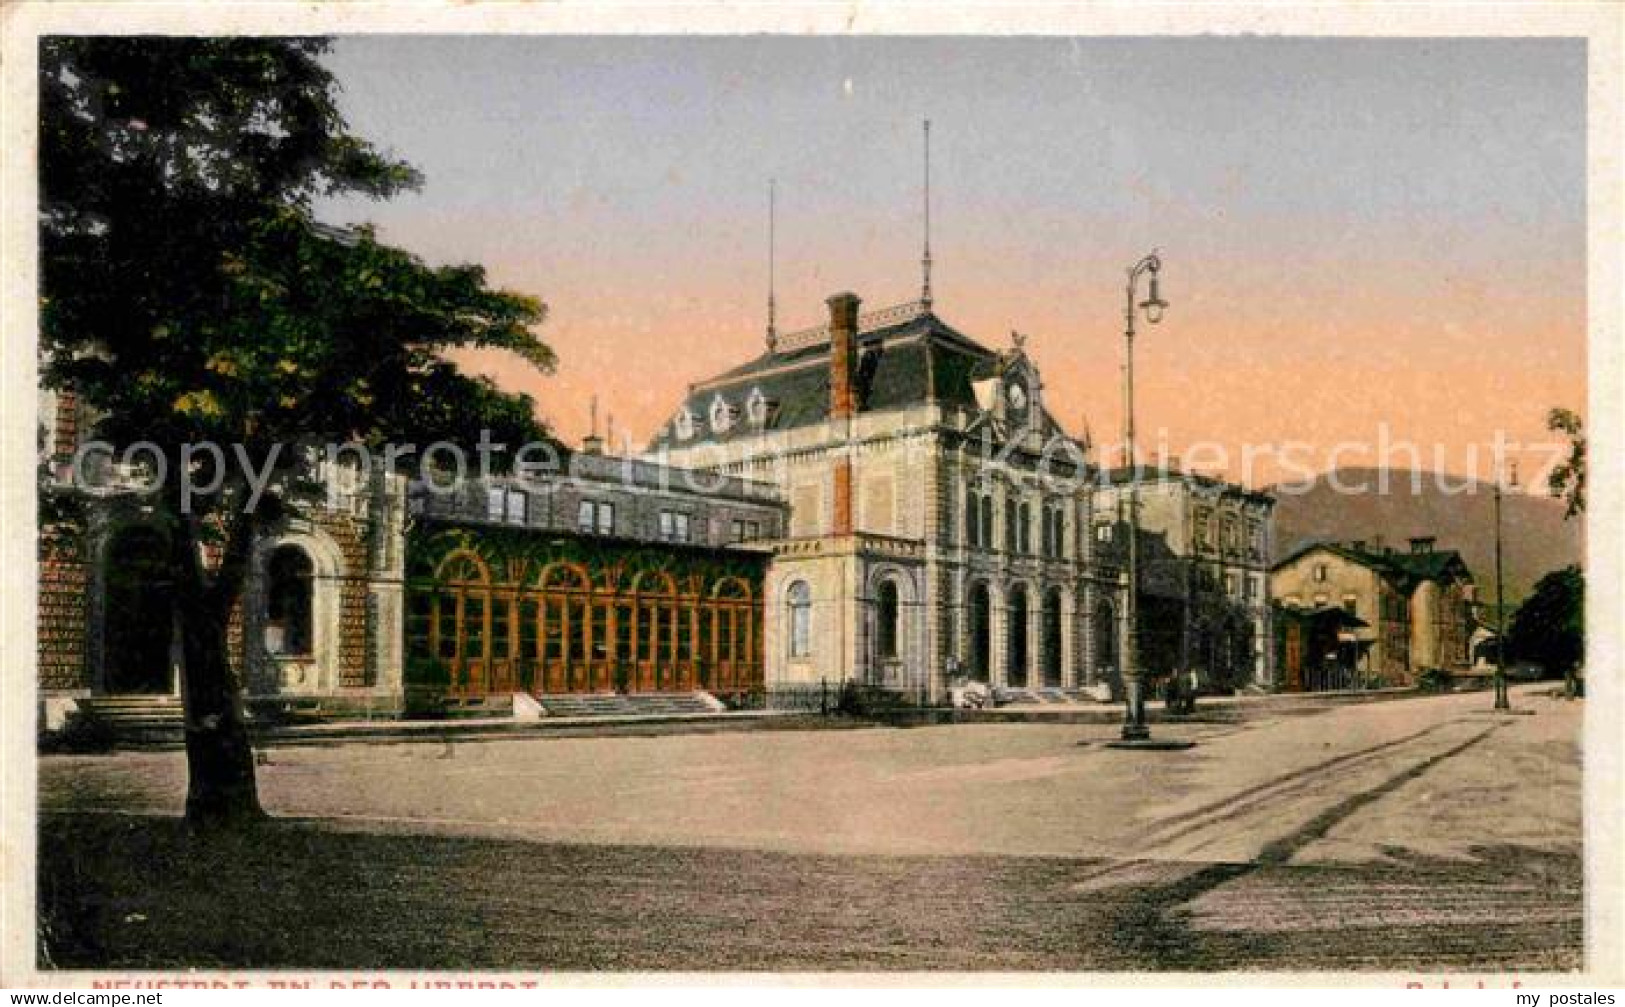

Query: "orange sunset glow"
left=315, top=35, right=1586, bottom=490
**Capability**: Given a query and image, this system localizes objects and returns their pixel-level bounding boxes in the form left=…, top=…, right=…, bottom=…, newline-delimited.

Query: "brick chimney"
left=827, top=292, right=861, bottom=419
left=827, top=292, right=860, bottom=535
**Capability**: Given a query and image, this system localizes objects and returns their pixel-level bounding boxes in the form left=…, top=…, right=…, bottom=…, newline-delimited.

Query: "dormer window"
left=746, top=387, right=770, bottom=427
left=709, top=393, right=735, bottom=433
left=674, top=408, right=696, bottom=441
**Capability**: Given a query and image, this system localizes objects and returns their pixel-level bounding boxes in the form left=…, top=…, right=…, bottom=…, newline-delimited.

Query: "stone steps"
left=990, top=687, right=1095, bottom=706
left=534, top=692, right=723, bottom=718
left=73, top=695, right=186, bottom=744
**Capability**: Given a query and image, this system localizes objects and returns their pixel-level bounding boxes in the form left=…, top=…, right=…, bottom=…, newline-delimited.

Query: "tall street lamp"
left=1106, top=252, right=1192, bottom=751
left=1493, top=459, right=1518, bottom=712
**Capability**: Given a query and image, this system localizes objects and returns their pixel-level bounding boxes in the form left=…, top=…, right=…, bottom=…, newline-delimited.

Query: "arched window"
left=266, top=545, right=314, bottom=657
left=787, top=581, right=812, bottom=658
left=876, top=580, right=900, bottom=660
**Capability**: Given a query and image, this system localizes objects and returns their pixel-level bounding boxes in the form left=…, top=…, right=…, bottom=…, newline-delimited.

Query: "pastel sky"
left=314, top=36, right=1586, bottom=489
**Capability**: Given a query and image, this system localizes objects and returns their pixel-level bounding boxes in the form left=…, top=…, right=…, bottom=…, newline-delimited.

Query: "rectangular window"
left=435, top=595, right=458, bottom=659
left=545, top=602, right=564, bottom=660
left=677, top=608, right=693, bottom=660
left=791, top=606, right=810, bottom=657
left=487, top=486, right=506, bottom=522
left=505, top=489, right=527, bottom=525
left=464, top=596, right=485, bottom=660
left=1314, top=563, right=1328, bottom=582
left=490, top=598, right=511, bottom=659
left=578, top=500, right=614, bottom=535
left=660, top=510, right=689, bottom=542
left=520, top=599, right=540, bottom=659
left=615, top=602, right=635, bottom=662
left=701, top=608, right=718, bottom=663
left=637, top=605, right=657, bottom=661
left=592, top=603, right=611, bottom=661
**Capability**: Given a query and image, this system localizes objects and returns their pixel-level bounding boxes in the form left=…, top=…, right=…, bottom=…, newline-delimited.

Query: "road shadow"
left=39, top=812, right=1580, bottom=972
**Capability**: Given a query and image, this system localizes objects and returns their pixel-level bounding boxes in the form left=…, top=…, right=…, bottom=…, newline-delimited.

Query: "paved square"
left=39, top=688, right=1581, bottom=971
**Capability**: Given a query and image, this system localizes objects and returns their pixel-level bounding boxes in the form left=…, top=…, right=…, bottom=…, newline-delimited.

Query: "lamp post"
left=1493, top=459, right=1518, bottom=711
left=1110, top=252, right=1177, bottom=747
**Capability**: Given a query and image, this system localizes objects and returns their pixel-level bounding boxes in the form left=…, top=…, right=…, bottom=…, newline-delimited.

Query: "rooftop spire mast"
left=921, top=119, right=933, bottom=310
left=766, top=178, right=779, bottom=352
left=583, top=394, right=604, bottom=454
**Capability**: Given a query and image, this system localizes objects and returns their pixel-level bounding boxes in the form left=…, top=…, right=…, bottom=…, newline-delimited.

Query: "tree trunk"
left=167, top=502, right=265, bottom=828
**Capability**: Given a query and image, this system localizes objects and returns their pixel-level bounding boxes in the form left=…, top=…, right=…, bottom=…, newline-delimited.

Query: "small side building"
left=1270, top=536, right=1476, bottom=689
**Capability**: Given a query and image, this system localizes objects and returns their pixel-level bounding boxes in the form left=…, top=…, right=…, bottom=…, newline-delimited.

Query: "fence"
left=739, top=679, right=941, bottom=715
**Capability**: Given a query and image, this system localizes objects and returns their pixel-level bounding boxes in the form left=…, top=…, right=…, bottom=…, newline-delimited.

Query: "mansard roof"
left=649, top=300, right=1041, bottom=449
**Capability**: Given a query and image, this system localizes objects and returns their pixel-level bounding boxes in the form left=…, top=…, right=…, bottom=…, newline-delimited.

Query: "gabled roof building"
left=1270, top=536, right=1476, bottom=688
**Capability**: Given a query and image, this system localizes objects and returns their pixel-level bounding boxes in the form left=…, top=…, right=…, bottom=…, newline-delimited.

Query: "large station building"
left=36, top=289, right=1282, bottom=731
left=648, top=292, right=1123, bottom=704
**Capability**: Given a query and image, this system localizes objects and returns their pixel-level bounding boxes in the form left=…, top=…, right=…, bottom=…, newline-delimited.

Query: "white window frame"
left=788, top=581, right=812, bottom=658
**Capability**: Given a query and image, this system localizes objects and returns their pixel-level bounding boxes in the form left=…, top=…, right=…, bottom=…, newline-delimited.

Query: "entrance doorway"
left=1042, top=588, right=1064, bottom=687
left=1006, top=584, right=1030, bottom=687
left=103, top=526, right=175, bottom=694
left=968, top=583, right=991, bottom=682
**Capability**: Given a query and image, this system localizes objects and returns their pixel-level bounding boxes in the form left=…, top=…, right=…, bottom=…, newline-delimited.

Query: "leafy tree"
left=1546, top=407, right=1585, bottom=518
left=40, top=37, right=554, bottom=824
left=1507, top=565, right=1584, bottom=689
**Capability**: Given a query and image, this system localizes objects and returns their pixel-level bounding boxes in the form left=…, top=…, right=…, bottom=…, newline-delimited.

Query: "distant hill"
left=1266, top=467, right=1583, bottom=605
